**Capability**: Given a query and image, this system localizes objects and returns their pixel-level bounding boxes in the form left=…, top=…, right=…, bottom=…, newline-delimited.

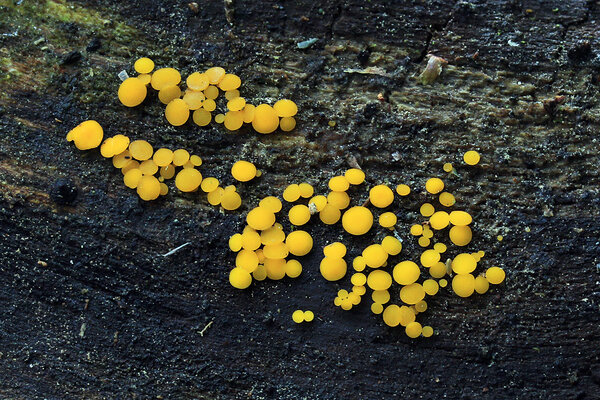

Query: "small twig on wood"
left=161, top=242, right=191, bottom=257
left=199, top=320, right=214, bottom=337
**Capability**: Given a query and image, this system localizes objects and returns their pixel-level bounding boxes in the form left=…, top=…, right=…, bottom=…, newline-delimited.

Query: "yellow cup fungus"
left=405, top=322, right=422, bottom=338
left=236, top=249, right=259, bottom=272
left=224, top=111, right=244, bottom=131
left=362, top=244, right=388, bottom=268
left=129, top=140, right=153, bottom=161
left=187, top=72, right=210, bottom=91
left=319, top=205, right=341, bottom=225
left=285, top=230, right=313, bottom=256
left=265, top=258, right=286, bottom=280
left=283, top=184, right=301, bottom=202
left=320, top=257, right=347, bottom=281
left=158, top=85, right=182, bottom=105
left=229, top=267, right=252, bottom=289
left=429, top=211, right=450, bottom=230
left=353, top=256, right=366, bottom=272
left=452, top=274, right=475, bottom=297
left=221, top=190, right=242, bottom=210
left=420, top=249, right=441, bottom=267
left=345, top=168, right=365, bottom=185
left=303, top=310, right=314, bottom=322
left=227, top=96, right=246, bottom=111
left=123, top=168, right=143, bottom=189
left=474, top=275, right=490, bottom=294
left=452, top=253, right=477, bottom=274
left=371, top=303, right=384, bottom=314
left=165, top=99, right=190, bottom=126
left=298, top=183, right=314, bottom=198
left=137, top=175, right=161, bottom=201
left=278, top=116, right=295, bottom=130
left=285, top=260, right=302, bottom=278
left=410, top=224, right=424, bottom=236
left=369, top=185, right=394, bottom=208
left=273, top=99, right=298, bottom=117
left=382, top=305, right=402, bottom=327
left=292, top=309, right=305, bottom=323
left=139, top=160, right=158, bottom=175
left=422, top=326, right=434, bottom=337
left=449, top=210, right=473, bottom=226
left=246, top=206, right=276, bottom=231
left=425, top=178, right=444, bottom=194
left=443, top=162, right=453, bottom=173
left=218, top=73, right=241, bottom=91
left=423, top=279, right=439, bottom=295
left=367, top=270, right=392, bottom=291
left=203, top=98, right=217, bottom=111
left=439, top=192, right=456, bottom=207
left=289, top=205, right=311, bottom=225
left=433, top=243, right=447, bottom=253
left=205, top=67, right=226, bottom=84
left=184, top=91, right=206, bottom=110
left=400, top=283, right=425, bottom=304
left=420, top=203, right=435, bottom=217
left=485, top=267, right=506, bottom=284
left=118, top=77, right=148, bottom=107
left=134, top=57, right=154, bottom=74
left=66, top=120, right=104, bottom=150
left=327, top=191, right=350, bottom=209
left=175, top=168, right=202, bottom=192
left=229, top=233, right=243, bottom=252
left=329, top=176, right=349, bottom=192
left=309, top=195, right=327, bottom=212
left=323, top=242, right=346, bottom=258
left=463, top=150, right=480, bottom=165
left=341, top=206, right=373, bottom=235
left=381, top=236, right=402, bottom=256
left=260, top=226, right=285, bottom=245
left=351, top=273, right=367, bottom=286
left=151, top=68, right=181, bottom=91
left=379, top=212, right=397, bottom=228
left=449, top=225, right=472, bottom=246
left=372, top=290, right=390, bottom=304
left=172, top=149, right=190, bottom=166
left=252, top=104, right=279, bottom=134
left=153, top=148, right=174, bottom=167
left=259, top=196, right=283, bottom=213
left=231, top=160, right=257, bottom=182
left=396, top=184, right=410, bottom=196
left=225, top=89, right=240, bottom=100
left=393, top=261, right=420, bottom=285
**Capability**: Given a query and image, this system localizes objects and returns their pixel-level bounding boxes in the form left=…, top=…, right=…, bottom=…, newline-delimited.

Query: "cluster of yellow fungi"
left=227, top=150, right=506, bottom=339
left=118, top=57, right=298, bottom=133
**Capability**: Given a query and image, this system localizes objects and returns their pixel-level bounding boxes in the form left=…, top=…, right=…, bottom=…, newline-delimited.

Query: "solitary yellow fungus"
left=423, top=279, right=439, bottom=295
left=449, top=225, right=472, bottom=246
left=252, top=104, right=280, bottom=133
left=439, top=192, right=456, bottom=207
left=428, top=245, right=445, bottom=256
left=393, top=261, right=420, bottom=285
left=353, top=256, right=366, bottom=272
left=134, top=57, right=154, bottom=74
left=497, top=235, right=504, bottom=241
left=351, top=273, right=367, bottom=286
left=400, top=283, right=425, bottom=304
left=186, top=72, right=209, bottom=91
left=452, top=274, right=475, bottom=297
left=165, top=99, right=190, bottom=126
left=229, top=233, right=243, bottom=252
left=381, top=236, right=402, bottom=255
left=227, top=96, right=246, bottom=112
left=224, top=111, right=244, bottom=130
left=369, top=185, right=394, bottom=208
left=415, top=300, right=428, bottom=313
left=362, top=244, right=388, bottom=268
left=425, top=178, right=444, bottom=194
left=151, top=68, right=181, bottom=91
left=158, top=85, right=182, bottom=104
left=152, top=148, right=173, bottom=167
left=229, top=267, right=252, bottom=289
left=159, top=164, right=176, bottom=180
left=289, top=205, right=311, bottom=225
left=205, top=67, right=226, bottom=84
left=371, top=303, right=384, bottom=314
left=218, top=73, right=241, bottom=91
left=242, top=104, right=256, bottom=123
left=221, top=190, right=242, bottom=210
left=192, top=109, right=212, bottom=126
left=236, top=249, right=259, bottom=272
left=283, top=184, right=301, bottom=202
left=265, top=258, right=286, bottom=280
left=449, top=210, right=473, bottom=226
left=382, top=305, right=402, bottom=327
left=319, top=205, right=341, bottom=225
left=231, top=160, right=257, bottom=182
left=123, top=168, right=143, bottom=189
left=379, top=212, right=397, bottom=228
left=474, top=275, right=490, bottom=294
left=129, top=140, right=153, bottom=161
left=443, top=162, right=453, bottom=173
left=396, top=184, right=411, bottom=196
left=344, top=168, right=365, bottom=185
left=486, top=267, right=506, bottom=284
left=422, top=326, right=434, bottom=337
left=341, top=206, right=373, bottom=235
left=420, top=249, right=441, bottom=267
left=399, top=306, right=416, bottom=326
left=308, top=195, right=327, bottom=212
left=259, top=196, right=283, bottom=213
left=463, top=150, right=480, bottom=165
left=327, top=191, right=350, bottom=209
left=118, top=77, right=148, bottom=107
left=323, top=242, right=346, bottom=258
left=439, top=278, right=448, bottom=287
left=429, top=211, right=450, bottom=230
left=273, top=99, right=298, bottom=117
left=329, top=176, right=349, bottom=192
left=452, top=253, right=477, bottom=274
left=207, top=187, right=224, bottom=205
left=183, top=90, right=205, bottom=110
left=367, top=270, right=392, bottom=291
left=405, top=322, right=422, bottom=338
left=137, top=175, right=161, bottom=201
left=113, top=150, right=132, bottom=169
left=284, top=260, right=302, bottom=278
left=292, top=310, right=305, bottom=323
left=429, top=262, right=447, bottom=278
left=320, top=257, right=347, bottom=281
left=139, top=160, right=158, bottom=175
left=246, top=207, right=276, bottom=231
left=303, top=310, right=314, bottom=322
left=67, top=120, right=104, bottom=150
left=410, top=224, right=423, bottom=236
left=420, top=203, right=435, bottom=217
left=285, top=230, right=313, bottom=256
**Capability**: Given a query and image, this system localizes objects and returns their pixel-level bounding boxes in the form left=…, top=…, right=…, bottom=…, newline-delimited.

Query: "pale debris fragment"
left=418, top=55, right=447, bottom=84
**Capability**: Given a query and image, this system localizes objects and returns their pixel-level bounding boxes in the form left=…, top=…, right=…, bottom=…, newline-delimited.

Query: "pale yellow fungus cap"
left=463, top=150, right=480, bottom=165
left=342, top=206, right=373, bottom=235
left=118, top=77, right=148, bottom=107
left=231, top=160, right=257, bottom=182
left=273, top=99, right=298, bottom=117
left=369, top=185, right=394, bottom=208
left=134, top=57, right=154, bottom=74
left=67, top=120, right=104, bottom=150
